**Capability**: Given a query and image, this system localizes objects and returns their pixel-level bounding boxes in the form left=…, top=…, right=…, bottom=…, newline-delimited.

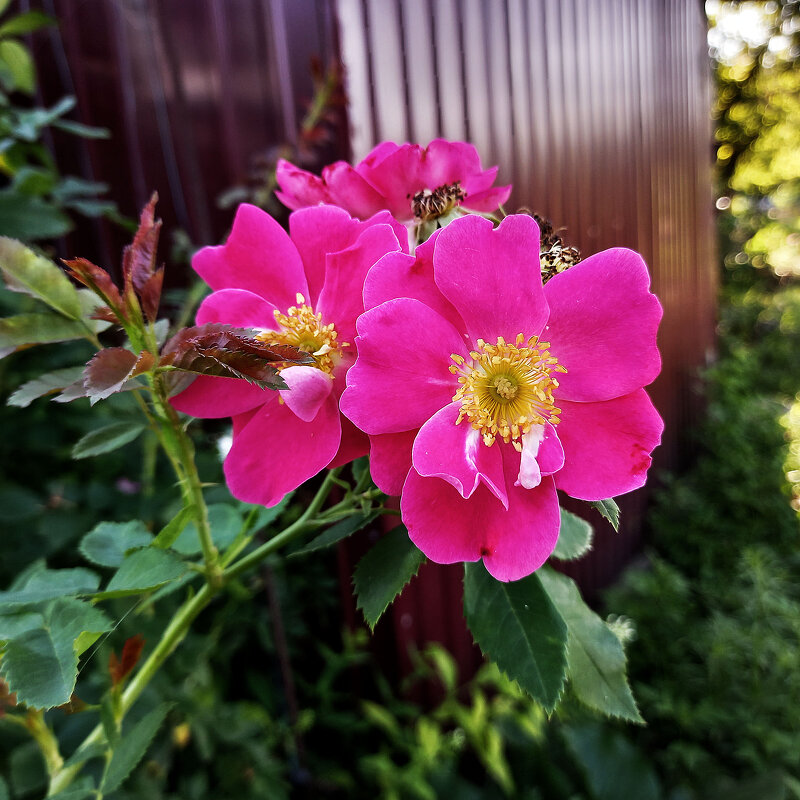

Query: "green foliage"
left=353, top=524, right=425, bottom=629
left=553, top=508, right=594, bottom=560
left=463, top=562, right=568, bottom=712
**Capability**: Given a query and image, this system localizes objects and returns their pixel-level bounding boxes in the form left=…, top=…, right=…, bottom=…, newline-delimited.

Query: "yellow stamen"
left=255, top=302, right=347, bottom=376
left=450, top=335, right=566, bottom=447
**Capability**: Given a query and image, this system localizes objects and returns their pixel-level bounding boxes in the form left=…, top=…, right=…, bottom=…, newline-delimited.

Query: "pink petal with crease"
left=433, top=214, right=548, bottom=344
left=278, top=366, right=333, bottom=422
left=554, top=390, right=664, bottom=501
left=275, top=160, right=331, bottom=209
left=401, top=470, right=560, bottom=582
left=369, top=430, right=417, bottom=495
left=225, top=393, right=341, bottom=507
left=341, top=298, right=467, bottom=434
left=195, top=288, right=278, bottom=329
left=329, top=416, right=370, bottom=468
left=544, top=248, right=662, bottom=402
left=171, top=375, right=269, bottom=418
left=316, top=224, right=403, bottom=343
left=192, top=204, right=308, bottom=310
left=412, top=401, right=506, bottom=506
left=323, top=162, right=387, bottom=219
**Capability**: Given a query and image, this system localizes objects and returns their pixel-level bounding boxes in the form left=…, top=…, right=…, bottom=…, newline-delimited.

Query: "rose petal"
left=516, top=422, right=565, bottom=488
left=275, top=159, right=331, bottom=210
left=322, top=162, right=387, bottom=219
left=316, top=224, right=402, bottom=343
left=225, top=393, right=341, bottom=506
left=461, top=184, right=513, bottom=213
left=363, top=229, right=465, bottom=332
left=412, top=401, right=506, bottom=505
left=369, top=430, right=417, bottom=495
left=170, top=375, right=269, bottom=418
left=193, top=204, right=308, bottom=310
left=544, top=247, right=662, bottom=401
left=433, top=214, right=548, bottom=344
left=195, top=288, right=278, bottom=329
left=421, top=139, right=483, bottom=187
left=554, top=390, right=664, bottom=501
left=402, top=470, right=560, bottom=582
left=278, top=366, right=334, bottom=422
left=341, top=298, right=467, bottom=434
left=329, top=415, right=369, bottom=468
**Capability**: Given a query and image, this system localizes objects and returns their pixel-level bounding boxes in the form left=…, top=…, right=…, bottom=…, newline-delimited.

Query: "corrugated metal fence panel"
left=34, top=0, right=342, bottom=269
left=334, top=0, right=715, bottom=666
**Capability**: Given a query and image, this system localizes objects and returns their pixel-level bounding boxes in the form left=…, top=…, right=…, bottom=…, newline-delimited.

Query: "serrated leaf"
left=553, top=508, right=594, bottom=561
left=151, top=505, right=194, bottom=549
left=79, top=521, right=153, bottom=568
left=122, top=194, right=163, bottom=322
left=100, top=548, right=186, bottom=597
left=0, top=191, right=72, bottom=240
left=172, top=503, right=242, bottom=554
left=0, top=312, right=89, bottom=353
left=291, top=509, right=380, bottom=557
left=62, top=256, right=124, bottom=317
left=538, top=569, right=642, bottom=722
left=562, top=724, right=659, bottom=800
left=101, top=704, right=170, bottom=793
left=61, top=743, right=107, bottom=770
left=591, top=498, right=620, bottom=531
left=0, top=568, right=99, bottom=608
left=0, top=609, right=43, bottom=639
left=71, top=421, right=145, bottom=459
left=0, top=597, right=111, bottom=709
left=84, top=347, right=154, bottom=404
left=353, top=525, right=425, bottom=629
left=160, top=323, right=314, bottom=390
left=0, top=39, right=34, bottom=94
left=7, top=366, right=85, bottom=408
left=463, top=563, right=568, bottom=712
left=0, top=10, right=55, bottom=37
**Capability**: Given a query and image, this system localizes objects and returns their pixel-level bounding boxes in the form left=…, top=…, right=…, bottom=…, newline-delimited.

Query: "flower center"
left=255, top=293, right=347, bottom=376
left=411, top=182, right=466, bottom=222
left=450, top=334, right=566, bottom=448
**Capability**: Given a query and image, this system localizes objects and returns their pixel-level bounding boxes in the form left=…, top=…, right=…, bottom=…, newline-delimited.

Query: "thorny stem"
left=46, top=467, right=361, bottom=797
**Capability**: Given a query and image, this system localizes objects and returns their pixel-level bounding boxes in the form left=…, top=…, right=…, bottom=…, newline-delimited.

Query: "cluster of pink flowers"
left=175, top=139, right=663, bottom=581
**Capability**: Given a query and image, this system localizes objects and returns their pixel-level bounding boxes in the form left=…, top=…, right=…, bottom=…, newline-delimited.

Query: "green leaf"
left=71, top=421, right=145, bottom=459
left=0, top=775, right=8, bottom=800
left=0, top=312, right=89, bottom=352
left=11, top=166, right=57, bottom=196
left=590, top=498, right=621, bottom=531
left=249, top=491, right=294, bottom=531
left=0, top=39, right=34, bottom=94
left=101, top=704, right=170, bottom=793
left=101, top=548, right=186, bottom=597
left=552, top=508, right=594, bottom=561
left=0, top=609, right=43, bottom=639
left=563, top=723, right=660, bottom=800
left=0, top=192, right=72, bottom=240
left=46, top=777, right=96, bottom=800
left=0, top=10, right=55, bottom=37
left=290, top=509, right=380, bottom=557
left=79, top=521, right=153, bottom=568
left=7, top=366, right=85, bottom=408
left=538, top=569, right=642, bottom=722
left=61, top=743, right=108, bottom=770
left=463, top=563, right=568, bottom=712
left=151, top=505, right=194, bottom=549
left=172, top=503, right=243, bottom=554
left=0, top=567, right=99, bottom=608
left=52, top=119, right=110, bottom=139
left=0, top=597, right=111, bottom=709
left=353, top=525, right=425, bottom=629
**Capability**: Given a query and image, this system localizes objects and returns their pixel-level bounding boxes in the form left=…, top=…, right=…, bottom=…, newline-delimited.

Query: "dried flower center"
left=450, top=334, right=566, bottom=448
left=255, top=293, right=347, bottom=376
left=411, top=182, right=466, bottom=222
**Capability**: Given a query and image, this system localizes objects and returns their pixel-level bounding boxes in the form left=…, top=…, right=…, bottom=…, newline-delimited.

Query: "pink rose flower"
left=276, top=139, right=511, bottom=225
left=340, top=214, right=664, bottom=581
left=172, top=203, right=405, bottom=506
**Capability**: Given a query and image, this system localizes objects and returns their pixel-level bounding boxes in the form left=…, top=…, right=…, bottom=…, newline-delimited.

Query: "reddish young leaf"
left=84, top=347, right=155, bottom=403
left=109, top=634, right=146, bottom=687
left=160, top=323, right=313, bottom=390
left=62, top=257, right=124, bottom=320
left=122, top=193, right=163, bottom=322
